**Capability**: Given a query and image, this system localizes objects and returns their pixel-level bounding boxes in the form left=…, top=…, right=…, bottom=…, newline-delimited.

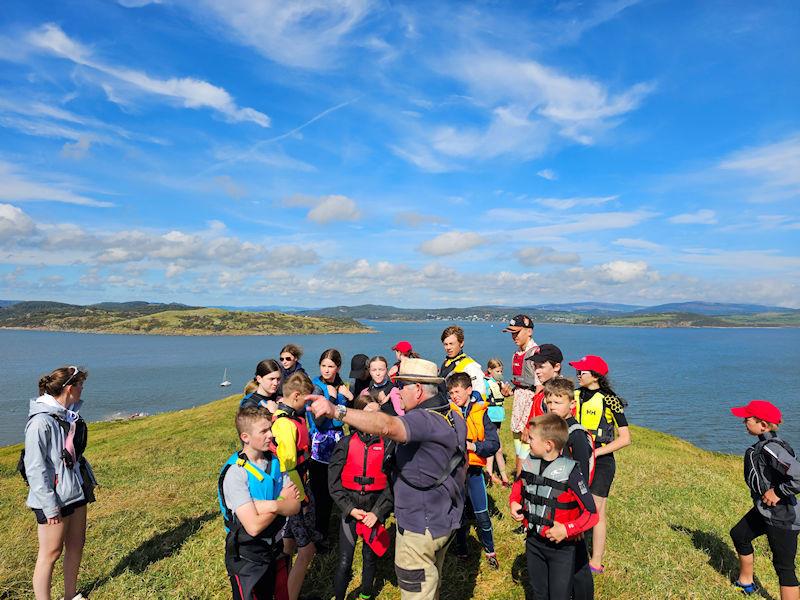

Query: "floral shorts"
left=283, top=488, right=323, bottom=548
left=311, top=428, right=344, bottom=463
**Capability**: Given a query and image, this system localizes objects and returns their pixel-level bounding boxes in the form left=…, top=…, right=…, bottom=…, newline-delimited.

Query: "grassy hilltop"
left=0, top=397, right=785, bottom=600
left=0, top=301, right=371, bottom=335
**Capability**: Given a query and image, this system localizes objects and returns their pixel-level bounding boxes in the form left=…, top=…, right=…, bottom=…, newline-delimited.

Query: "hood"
left=28, top=394, right=68, bottom=419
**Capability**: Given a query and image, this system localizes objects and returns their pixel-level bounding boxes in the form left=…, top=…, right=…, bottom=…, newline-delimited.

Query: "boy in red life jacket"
left=448, top=372, right=501, bottom=569
left=328, top=397, right=394, bottom=600
left=544, top=378, right=595, bottom=600
left=272, top=372, right=321, bottom=600
left=510, top=413, right=598, bottom=600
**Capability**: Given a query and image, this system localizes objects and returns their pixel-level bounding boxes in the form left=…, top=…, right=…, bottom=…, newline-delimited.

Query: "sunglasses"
left=62, top=365, right=81, bottom=389
left=279, top=356, right=294, bottom=362
left=395, top=380, right=418, bottom=390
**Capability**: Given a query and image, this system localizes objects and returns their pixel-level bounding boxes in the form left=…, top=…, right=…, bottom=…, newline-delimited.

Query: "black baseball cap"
left=527, top=343, right=563, bottom=365
left=502, top=314, right=533, bottom=332
left=349, top=353, right=369, bottom=379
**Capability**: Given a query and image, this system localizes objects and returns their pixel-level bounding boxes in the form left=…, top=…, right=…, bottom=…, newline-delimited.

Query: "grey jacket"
left=24, top=397, right=95, bottom=518
left=744, top=432, right=800, bottom=530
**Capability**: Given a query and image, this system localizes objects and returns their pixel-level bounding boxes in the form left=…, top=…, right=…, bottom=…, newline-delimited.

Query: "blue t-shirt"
left=393, top=396, right=467, bottom=538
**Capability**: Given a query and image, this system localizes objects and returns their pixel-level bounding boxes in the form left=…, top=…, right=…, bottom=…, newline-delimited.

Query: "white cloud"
left=595, top=260, right=654, bottom=284
left=284, top=194, right=362, bottom=224
left=537, top=169, right=557, bottom=181
left=418, top=231, right=485, bottom=256
left=613, top=238, right=663, bottom=251
left=0, top=161, right=114, bottom=207
left=395, top=211, right=447, bottom=228
left=184, top=0, right=374, bottom=70
left=60, top=136, right=92, bottom=159
left=537, top=195, right=617, bottom=210
left=117, top=0, right=161, bottom=6
left=668, top=209, right=717, bottom=225
left=27, top=24, right=269, bottom=127
left=0, top=204, right=36, bottom=241
left=516, top=246, right=580, bottom=266
left=719, top=133, right=800, bottom=202
left=483, top=210, right=656, bottom=238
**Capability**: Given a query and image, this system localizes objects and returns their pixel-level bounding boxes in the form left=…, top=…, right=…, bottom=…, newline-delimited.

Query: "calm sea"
left=2, top=322, right=798, bottom=454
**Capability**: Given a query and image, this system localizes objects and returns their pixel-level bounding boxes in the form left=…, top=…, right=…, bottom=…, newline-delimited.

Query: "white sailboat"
left=219, top=368, right=231, bottom=387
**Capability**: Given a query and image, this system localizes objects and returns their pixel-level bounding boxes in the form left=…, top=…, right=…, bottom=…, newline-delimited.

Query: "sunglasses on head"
left=62, top=365, right=81, bottom=389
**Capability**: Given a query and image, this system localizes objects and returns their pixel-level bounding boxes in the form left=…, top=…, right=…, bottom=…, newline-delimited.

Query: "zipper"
left=362, top=437, right=368, bottom=494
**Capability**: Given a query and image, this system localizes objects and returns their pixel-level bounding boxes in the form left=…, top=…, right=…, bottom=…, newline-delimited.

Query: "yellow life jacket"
left=451, top=400, right=488, bottom=467
left=574, top=390, right=617, bottom=447
left=441, top=353, right=486, bottom=399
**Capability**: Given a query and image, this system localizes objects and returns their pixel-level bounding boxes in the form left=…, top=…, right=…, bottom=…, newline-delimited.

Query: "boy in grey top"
left=310, top=358, right=466, bottom=600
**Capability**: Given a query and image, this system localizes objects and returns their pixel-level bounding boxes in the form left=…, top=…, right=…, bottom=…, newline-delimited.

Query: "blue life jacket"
left=218, top=451, right=284, bottom=564
left=309, top=376, right=348, bottom=433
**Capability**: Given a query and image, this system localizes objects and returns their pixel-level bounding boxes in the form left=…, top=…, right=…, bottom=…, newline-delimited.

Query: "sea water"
left=1, top=322, right=798, bottom=454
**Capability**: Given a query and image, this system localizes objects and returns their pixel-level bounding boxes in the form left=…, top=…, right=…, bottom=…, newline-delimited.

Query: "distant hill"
left=300, top=302, right=800, bottom=328
left=213, top=304, right=308, bottom=313
left=0, top=301, right=370, bottom=335
left=632, top=301, right=795, bottom=316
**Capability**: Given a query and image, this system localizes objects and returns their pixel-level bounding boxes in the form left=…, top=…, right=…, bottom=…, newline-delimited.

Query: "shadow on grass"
left=85, top=511, right=216, bottom=594
left=511, top=551, right=532, bottom=600
left=670, top=525, right=776, bottom=600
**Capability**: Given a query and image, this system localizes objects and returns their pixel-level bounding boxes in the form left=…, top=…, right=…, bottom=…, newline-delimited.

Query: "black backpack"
left=17, top=413, right=87, bottom=484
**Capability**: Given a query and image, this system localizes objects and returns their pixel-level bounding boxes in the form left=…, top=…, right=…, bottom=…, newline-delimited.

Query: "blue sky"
left=0, top=0, right=798, bottom=308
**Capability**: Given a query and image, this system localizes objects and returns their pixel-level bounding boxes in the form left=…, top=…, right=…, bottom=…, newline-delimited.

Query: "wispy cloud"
left=613, top=238, right=664, bottom=251
left=183, top=0, right=374, bottom=70
left=668, top=209, right=717, bottom=224
left=537, top=195, right=618, bottom=210
left=719, top=133, right=800, bottom=202
left=536, top=169, right=557, bottom=181
left=395, top=211, right=447, bottom=228
left=0, top=161, right=114, bottom=207
left=516, top=246, right=580, bottom=266
left=27, top=24, right=270, bottom=127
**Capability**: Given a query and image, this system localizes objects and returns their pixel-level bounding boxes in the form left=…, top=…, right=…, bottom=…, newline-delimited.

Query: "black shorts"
left=32, top=499, right=87, bottom=524
left=590, top=454, right=616, bottom=498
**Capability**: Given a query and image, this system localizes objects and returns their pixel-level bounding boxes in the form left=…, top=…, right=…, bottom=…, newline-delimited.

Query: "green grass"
left=0, top=398, right=785, bottom=599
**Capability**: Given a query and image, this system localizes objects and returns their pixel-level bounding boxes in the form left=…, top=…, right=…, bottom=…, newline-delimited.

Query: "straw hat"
left=394, top=358, right=444, bottom=384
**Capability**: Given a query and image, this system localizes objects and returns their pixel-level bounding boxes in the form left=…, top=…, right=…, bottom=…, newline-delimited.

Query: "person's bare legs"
left=34, top=518, right=66, bottom=600
left=780, top=585, right=799, bottom=600
left=495, top=447, right=508, bottom=483
left=286, top=540, right=316, bottom=600
left=589, top=495, right=608, bottom=569
left=736, top=552, right=755, bottom=585
left=62, top=505, right=87, bottom=600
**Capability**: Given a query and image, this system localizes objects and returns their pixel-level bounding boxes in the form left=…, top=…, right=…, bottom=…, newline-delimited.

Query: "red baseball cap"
left=730, top=400, right=782, bottom=424
left=392, top=340, right=412, bottom=354
left=568, top=355, right=609, bottom=376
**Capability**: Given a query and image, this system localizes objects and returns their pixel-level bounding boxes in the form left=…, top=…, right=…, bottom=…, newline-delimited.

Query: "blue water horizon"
left=2, top=321, right=798, bottom=455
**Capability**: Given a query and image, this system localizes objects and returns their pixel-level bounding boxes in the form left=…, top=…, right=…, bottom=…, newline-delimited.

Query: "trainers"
left=485, top=553, right=499, bottom=569
left=733, top=581, right=758, bottom=595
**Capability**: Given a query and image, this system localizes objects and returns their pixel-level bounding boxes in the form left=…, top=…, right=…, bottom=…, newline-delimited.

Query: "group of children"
left=20, top=329, right=799, bottom=600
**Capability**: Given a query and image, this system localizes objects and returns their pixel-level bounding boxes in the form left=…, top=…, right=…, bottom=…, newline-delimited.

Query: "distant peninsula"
left=0, top=301, right=371, bottom=335
left=298, top=301, right=800, bottom=328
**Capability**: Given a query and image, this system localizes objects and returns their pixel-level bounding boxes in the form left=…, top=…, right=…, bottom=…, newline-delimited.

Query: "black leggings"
left=309, top=459, right=334, bottom=539
left=334, top=515, right=379, bottom=600
left=526, top=535, right=577, bottom=600
left=730, top=507, right=799, bottom=587
left=573, top=538, right=594, bottom=600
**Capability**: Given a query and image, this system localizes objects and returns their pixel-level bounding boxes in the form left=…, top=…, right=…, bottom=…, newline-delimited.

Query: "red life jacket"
left=342, top=434, right=388, bottom=494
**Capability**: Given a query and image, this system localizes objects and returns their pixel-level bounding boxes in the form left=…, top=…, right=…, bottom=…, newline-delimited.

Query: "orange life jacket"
left=451, top=400, right=488, bottom=467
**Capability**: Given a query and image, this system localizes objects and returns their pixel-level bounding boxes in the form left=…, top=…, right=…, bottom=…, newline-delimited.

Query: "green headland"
left=0, top=395, right=783, bottom=599
left=0, top=301, right=371, bottom=335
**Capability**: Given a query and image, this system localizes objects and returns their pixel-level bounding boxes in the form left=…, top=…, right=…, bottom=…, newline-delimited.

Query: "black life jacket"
left=520, top=456, right=581, bottom=537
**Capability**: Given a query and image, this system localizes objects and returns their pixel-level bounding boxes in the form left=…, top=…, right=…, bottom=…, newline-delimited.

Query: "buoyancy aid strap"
left=241, top=461, right=265, bottom=481
left=519, top=471, right=569, bottom=493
